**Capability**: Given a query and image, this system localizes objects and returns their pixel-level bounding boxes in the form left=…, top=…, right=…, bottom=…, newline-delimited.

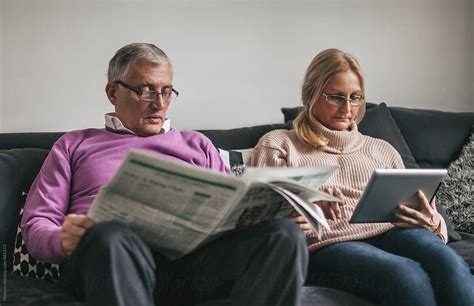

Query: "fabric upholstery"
left=0, top=132, right=64, bottom=150
left=389, top=106, right=474, bottom=168
left=0, top=148, right=49, bottom=271
left=200, top=123, right=292, bottom=150
left=448, top=232, right=474, bottom=274
left=437, top=128, right=473, bottom=234
left=358, top=103, right=419, bottom=168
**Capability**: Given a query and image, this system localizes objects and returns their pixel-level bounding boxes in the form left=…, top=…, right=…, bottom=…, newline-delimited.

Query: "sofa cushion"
left=358, top=103, right=419, bottom=169
left=437, top=128, right=473, bottom=234
left=389, top=106, right=474, bottom=168
left=448, top=232, right=474, bottom=274
left=200, top=123, right=292, bottom=150
left=197, top=286, right=375, bottom=306
left=0, top=148, right=49, bottom=271
left=0, top=132, right=63, bottom=150
left=282, top=106, right=303, bottom=123
left=4, top=274, right=84, bottom=305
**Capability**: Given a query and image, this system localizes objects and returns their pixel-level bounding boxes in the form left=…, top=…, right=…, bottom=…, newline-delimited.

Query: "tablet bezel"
left=349, top=169, right=447, bottom=223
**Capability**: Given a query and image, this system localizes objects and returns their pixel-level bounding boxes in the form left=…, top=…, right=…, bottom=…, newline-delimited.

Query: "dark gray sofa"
left=1, top=102, right=473, bottom=305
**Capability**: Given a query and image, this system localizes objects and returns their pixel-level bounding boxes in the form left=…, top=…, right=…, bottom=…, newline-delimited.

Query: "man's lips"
left=144, top=115, right=164, bottom=123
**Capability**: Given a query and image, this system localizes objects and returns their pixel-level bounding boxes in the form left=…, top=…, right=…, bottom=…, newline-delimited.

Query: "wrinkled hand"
left=287, top=211, right=314, bottom=235
left=61, top=214, right=95, bottom=256
left=314, top=187, right=345, bottom=220
left=393, top=190, right=441, bottom=232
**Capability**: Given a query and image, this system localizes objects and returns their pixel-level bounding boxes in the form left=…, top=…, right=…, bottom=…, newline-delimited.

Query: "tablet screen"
left=349, top=169, right=447, bottom=223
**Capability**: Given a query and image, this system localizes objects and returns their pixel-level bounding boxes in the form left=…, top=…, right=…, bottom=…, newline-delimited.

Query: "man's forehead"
left=127, top=60, right=173, bottom=81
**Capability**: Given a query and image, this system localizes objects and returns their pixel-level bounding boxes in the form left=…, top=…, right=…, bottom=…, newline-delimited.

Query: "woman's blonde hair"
left=294, top=48, right=366, bottom=149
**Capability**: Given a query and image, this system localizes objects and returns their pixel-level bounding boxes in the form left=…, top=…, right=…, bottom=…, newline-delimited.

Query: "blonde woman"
left=251, top=48, right=473, bottom=306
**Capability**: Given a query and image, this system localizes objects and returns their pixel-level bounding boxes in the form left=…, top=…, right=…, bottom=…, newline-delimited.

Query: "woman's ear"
left=105, top=82, right=118, bottom=106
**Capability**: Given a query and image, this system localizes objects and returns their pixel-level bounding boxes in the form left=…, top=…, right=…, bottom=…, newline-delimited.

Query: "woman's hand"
left=287, top=211, right=313, bottom=235
left=314, top=187, right=345, bottom=220
left=393, top=190, right=441, bottom=232
left=61, top=214, right=95, bottom=256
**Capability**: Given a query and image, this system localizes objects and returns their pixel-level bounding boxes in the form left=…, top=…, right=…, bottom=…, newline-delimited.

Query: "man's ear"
left=105, top=82, right=118, bottom=106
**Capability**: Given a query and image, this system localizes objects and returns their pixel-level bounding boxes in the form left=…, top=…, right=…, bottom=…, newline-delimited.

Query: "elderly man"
left=21, top=43, right=308, bottom=306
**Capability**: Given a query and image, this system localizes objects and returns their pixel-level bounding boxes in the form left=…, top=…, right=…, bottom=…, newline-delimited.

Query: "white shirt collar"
left=104, top=113, right=171, bottom=135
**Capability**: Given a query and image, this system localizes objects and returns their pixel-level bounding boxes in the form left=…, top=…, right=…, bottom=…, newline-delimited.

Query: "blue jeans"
left=307, top=228, right=474, bottom=306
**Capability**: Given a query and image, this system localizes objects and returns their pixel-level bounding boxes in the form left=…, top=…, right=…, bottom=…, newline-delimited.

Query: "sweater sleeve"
left=437, top=215, right=448, bottom=244
left=21, top=137, right=73, bottom=263
left=201, top=136, right=231, bottom=174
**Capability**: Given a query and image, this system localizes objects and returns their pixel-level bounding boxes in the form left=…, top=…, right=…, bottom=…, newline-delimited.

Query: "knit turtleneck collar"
left=313, top=119, right=364, bottom=154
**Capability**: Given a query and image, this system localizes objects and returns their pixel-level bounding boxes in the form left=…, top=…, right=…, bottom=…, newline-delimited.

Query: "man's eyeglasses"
left=322, top=93, right=364, bottom=107
left=113, top=80, right=179, bottom=103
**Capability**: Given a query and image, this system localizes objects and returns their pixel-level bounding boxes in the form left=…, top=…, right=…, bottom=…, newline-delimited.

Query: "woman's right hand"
left=287, top=211, right=314, bottom=235
left=314, top=187, right=345, bottom=220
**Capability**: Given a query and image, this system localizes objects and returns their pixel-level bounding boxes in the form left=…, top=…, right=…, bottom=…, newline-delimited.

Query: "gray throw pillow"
left=358, top=103, right=419, bottom=169
left=437, top=129, right=474, bottom=234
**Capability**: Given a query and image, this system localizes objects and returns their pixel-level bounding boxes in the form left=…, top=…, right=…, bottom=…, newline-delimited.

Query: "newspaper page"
left=88, top=150, right=339, bottom=260
left=88, top=150, right=249, bottom=260
left=213, top=166, right=338, bottom=238
left=242, top=166, right=340, bottom=203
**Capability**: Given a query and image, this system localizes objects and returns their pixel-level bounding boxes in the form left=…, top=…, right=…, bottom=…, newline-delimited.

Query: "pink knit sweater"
left=251, top=120, right=447, bottom=251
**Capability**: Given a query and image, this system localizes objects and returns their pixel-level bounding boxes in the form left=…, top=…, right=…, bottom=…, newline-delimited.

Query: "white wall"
left=1, top=0, right=473, bottom=132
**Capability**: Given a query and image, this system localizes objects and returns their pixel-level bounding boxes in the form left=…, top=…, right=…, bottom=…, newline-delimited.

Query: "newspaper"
left=88, top=150, right=339, bottom=260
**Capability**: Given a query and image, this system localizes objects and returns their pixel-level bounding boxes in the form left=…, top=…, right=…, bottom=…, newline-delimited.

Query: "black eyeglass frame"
left=113, top=80, right=179, bottom=102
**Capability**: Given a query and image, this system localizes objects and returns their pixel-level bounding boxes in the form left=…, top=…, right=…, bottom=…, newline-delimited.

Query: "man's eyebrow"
left=140, top=82, right=173, bottom=90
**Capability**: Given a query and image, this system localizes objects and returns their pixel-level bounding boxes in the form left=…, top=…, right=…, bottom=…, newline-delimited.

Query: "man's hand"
left=393, top=190, right=441, bottom=232
left=61, top=214, right=95, bottom=256
left=314, top=187, right=345, bottom=220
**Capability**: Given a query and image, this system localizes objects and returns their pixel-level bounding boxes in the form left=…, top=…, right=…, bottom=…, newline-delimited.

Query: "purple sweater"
left=22, top=128, right=230, bottom=263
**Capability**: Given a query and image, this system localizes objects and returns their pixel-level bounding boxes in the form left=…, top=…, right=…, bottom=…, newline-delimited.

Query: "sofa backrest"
left=389, top=107, right=474, bottom=168
left=0, top=148, right=50, bottom=271
left=0, top=132, right=64, bottom=150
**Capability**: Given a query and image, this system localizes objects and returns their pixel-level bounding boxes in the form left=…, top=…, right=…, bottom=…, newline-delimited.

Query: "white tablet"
left=349, top=169, right=447, bottom=223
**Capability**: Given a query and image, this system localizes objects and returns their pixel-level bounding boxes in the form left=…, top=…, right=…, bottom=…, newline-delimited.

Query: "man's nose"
left=150, top=96, right=165, bottom=109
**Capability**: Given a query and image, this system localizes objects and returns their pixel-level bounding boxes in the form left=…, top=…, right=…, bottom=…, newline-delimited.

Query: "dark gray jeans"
left=59, top=219, right=308, bottom=306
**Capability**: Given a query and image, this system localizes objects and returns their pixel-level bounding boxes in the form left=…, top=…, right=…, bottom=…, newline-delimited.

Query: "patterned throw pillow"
left=12, top=192, right=61, bottom=282
left=218, top=148, right=253, bottom=176
left=437, top=129, right=474, bottom=234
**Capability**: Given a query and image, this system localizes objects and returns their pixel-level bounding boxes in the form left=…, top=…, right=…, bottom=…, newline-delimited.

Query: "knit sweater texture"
left=251, top=120, right=447, bottom=251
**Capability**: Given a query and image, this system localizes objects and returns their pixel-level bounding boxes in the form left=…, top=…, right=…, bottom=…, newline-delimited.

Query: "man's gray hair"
left=107, top=42, right=172, bottom=82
